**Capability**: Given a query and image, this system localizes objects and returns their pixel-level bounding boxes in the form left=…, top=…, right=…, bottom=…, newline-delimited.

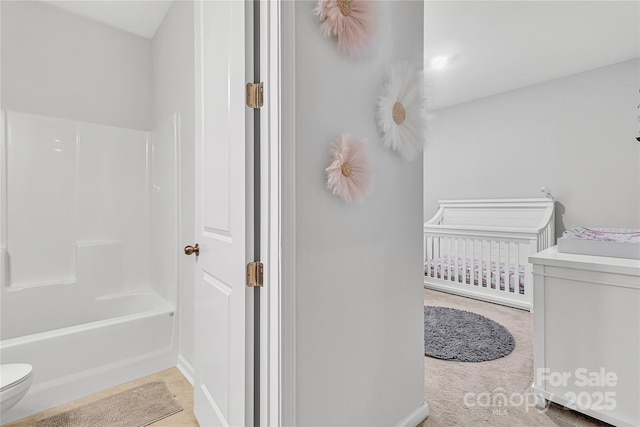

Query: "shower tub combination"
left=0, top=111, right=179, bottom=423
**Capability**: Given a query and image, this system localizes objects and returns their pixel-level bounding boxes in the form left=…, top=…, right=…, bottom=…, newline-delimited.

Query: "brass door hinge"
left=246, top=82, right=264, bottom=109
left=247, top=261, right=264, bottom=287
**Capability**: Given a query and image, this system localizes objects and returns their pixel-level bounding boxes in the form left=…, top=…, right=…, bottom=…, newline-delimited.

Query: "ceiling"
left=425, top=1, right=640, bottom=109
left=40, top=1, right=639, bottom=109
left=41, top=0, right=173, bottom=39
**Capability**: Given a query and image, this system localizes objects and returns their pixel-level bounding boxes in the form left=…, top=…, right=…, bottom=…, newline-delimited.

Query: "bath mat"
left=35, top=381, right=182, bottom=427
left=424, top=305, right=515, bottom=362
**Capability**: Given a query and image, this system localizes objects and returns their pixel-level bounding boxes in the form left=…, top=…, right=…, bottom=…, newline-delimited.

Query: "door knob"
left=184, top=243, right=200, bottom=256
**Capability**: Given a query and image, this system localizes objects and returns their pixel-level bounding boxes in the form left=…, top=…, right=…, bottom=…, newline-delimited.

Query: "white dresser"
left=530, top=246, right=640, bottom=427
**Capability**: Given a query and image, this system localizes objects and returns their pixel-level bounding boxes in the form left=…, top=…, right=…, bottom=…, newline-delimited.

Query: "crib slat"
left=426, top=236, right=431, bottom=278
left=504, top=241, right=508, bottom=292
left=434, top=236, right=438, bottom=278
left=480, top=240, right=484, bottom=286
left=451, top=238, right=455, bottom=283
left=442, top=237, right=446, bottom=280
left=440, top=237, right=444, bottom=280
left=480, top=239, right=484, bottom=287
left=519, top=243, right=524, bottom=294
left=469, top=239, right=472, bottom=285
left=465, top=239, right=469, bottom=285
left=451, top=238, right=456, bottom=282
left=458, top=239, right=462, bottom=284
left=512, top=242, right=516, bottom=293
left=431, top=236, right=435, bottom=278
left=495, top=240, right=499, bottom=291
left=491, top=240, right=495, bottom=289
left=454, top=239, right=459, bottom=283
left=485, top=240, right=490, bottom=289
left=493, top=240, right=497, bottom=289
left=497, top=241, right=501, bottom=291
left=472, top=239, right=476, bottom=286
left=488, top=240, right=496, bottom=289
left=449, top=237, right=453, bottom=281
left=508, top=242, right=513, bottom=293
left=460, top=239, right=463, bottom=283
left=511, top=242, right=515, bottom=293
left=433, top=237, right=437, bottom=278
left=439, top=236, right=444, bottom=278
left=453, top=239, right=457, bottom=283
left=490, top=240, right=495, bottom=290
left=499, top=241, right=503, bottom=292
left=446, top=237, right=450, bottom=281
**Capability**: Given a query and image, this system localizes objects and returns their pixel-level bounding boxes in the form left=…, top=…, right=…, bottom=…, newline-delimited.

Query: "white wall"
left=151, top=1, right=196, bottom=378
left=424, top=59, right=640, bottom=233
left=287, top=2, right=426, bottom=425
left=0, top=0, right=152, bottom=130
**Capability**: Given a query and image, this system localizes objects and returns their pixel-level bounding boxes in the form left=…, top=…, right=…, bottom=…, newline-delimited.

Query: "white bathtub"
left=0, top=289, right=176, bottom=424
left=0, top=110, right=179, bottom=424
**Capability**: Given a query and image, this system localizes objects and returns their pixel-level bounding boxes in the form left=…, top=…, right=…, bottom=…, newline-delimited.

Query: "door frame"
left=258, top=1, right=295, bottom=425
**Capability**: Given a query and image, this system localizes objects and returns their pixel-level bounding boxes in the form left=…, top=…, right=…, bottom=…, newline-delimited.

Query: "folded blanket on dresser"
left=562, top=227, right=640, bottom=243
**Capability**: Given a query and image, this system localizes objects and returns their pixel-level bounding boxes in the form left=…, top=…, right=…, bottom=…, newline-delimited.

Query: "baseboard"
left=395, top=401, right=429, bottom=427
left=424, top=281, right=532, bottom=312
left=176, top=355, right=195, bottom=386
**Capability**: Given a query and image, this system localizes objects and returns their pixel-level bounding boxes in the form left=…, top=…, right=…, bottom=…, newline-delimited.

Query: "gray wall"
left=151, top=1, right=196, bottom=377
left=1, top=0, right=152, bottom=130
left=424, top=59, right=640, bottom=233
left=289, top=1, right=426, bottom=425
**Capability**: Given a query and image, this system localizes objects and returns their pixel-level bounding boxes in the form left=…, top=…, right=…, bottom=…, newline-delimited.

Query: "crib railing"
left=423, top=228, right=539, bottom=311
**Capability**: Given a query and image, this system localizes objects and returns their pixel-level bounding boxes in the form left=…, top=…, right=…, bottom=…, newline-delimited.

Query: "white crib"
left=424, top=198, right=555, bottom=311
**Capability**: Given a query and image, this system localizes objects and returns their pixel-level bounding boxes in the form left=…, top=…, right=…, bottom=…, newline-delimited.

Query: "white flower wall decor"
left=314, top=0, right=376, bottom=56
left=325, top=134, right=373, bottom=204
left=376, top=61, right=428, bottom=161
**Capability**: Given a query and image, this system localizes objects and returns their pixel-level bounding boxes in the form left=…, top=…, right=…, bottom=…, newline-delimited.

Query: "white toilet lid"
left=0, top=364, right=33, bottom=392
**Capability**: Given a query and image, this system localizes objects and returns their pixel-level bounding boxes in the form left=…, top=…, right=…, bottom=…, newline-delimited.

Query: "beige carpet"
left=34, top=381, right=182, bottom=427
left=420, top=289, right=610, bottom=427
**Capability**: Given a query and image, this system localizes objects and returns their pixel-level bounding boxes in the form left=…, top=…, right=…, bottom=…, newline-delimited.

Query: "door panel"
left=193, top=1, right=250, bottom=426
left=199, top=273, right=231, bottom=420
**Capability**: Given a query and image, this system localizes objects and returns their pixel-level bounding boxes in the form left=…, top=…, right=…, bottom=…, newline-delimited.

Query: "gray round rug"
left=424, top=306, right=515, bottom=362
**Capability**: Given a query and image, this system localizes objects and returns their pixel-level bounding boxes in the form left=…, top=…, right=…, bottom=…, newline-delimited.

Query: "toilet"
left=0, top=364, right=33, bottom=413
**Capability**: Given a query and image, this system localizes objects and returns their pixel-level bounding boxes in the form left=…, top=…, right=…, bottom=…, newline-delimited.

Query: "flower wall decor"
left=314, top=0, right=376, bottom=56
left=376, top=61, right=428, bottom=161
left=326, top=134, right=373, bottom=203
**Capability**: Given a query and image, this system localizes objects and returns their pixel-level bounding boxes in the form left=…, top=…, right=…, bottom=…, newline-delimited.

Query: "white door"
left=193, top=1, right=252, bottom=425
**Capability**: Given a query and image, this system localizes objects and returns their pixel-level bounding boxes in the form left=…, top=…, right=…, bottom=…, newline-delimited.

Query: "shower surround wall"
left=2, top=111, right=150, bottom=292
left=0, top=1, right=179, bottom=422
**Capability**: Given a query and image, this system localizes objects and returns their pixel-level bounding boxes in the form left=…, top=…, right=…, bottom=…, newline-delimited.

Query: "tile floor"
left=2, top=368, right=198, bottom=427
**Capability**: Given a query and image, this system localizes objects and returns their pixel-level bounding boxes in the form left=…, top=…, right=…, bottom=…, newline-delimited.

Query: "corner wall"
left=287, top=2, right=426, bottom=425
left=424, top=59, right=640, bottom=232
left=0, top=0, right=152, bottom=130
left=151, top=0, right=196, bottom=379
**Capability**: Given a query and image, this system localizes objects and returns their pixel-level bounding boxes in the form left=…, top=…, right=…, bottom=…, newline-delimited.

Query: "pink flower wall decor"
left=377, top=61, right=428, bottom=161
left=314, top=0, right=376, bottom=56
left=326, top=134, right=373, bottom=203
